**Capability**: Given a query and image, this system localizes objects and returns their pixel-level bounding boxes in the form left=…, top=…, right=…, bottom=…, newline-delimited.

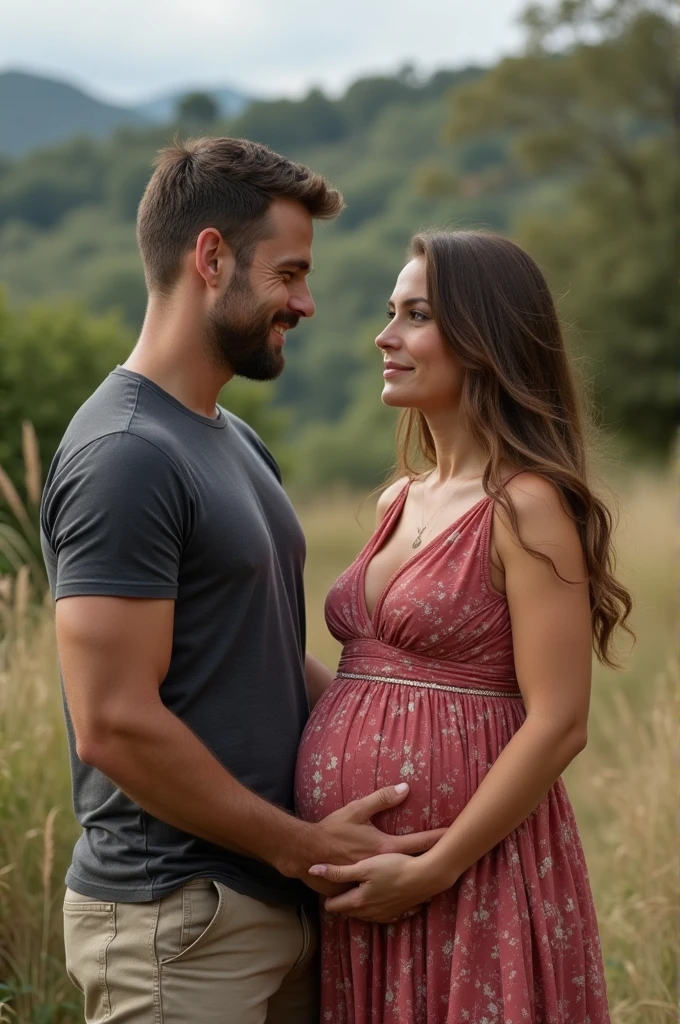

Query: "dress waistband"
left=335, top=670, right=523, bottom=699
left=337, top=638, right=522, bottom=699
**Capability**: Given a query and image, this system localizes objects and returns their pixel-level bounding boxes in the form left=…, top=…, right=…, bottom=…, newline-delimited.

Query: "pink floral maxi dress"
left=295, top=484, right=609, bottom=1023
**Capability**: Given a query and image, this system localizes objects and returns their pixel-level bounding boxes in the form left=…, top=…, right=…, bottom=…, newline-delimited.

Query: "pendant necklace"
left=412, top=476, right=465, bottom=549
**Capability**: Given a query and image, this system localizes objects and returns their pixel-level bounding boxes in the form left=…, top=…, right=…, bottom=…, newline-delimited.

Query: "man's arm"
left=57, top=595, right=445, bottom=887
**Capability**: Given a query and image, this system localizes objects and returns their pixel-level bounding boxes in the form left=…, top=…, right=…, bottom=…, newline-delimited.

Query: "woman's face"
left=376, top=257, right=463, bottom=413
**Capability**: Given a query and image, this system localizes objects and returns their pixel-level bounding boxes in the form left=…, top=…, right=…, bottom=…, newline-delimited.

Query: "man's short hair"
left=137, top=136, right=344, bottom=293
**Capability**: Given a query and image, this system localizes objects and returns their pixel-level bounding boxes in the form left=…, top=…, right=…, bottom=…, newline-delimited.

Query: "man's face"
left=207, top=198, right=315, bottom=381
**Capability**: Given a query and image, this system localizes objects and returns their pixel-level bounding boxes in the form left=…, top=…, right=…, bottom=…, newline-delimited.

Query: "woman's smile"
left=382, top=360, right=414, bottom=379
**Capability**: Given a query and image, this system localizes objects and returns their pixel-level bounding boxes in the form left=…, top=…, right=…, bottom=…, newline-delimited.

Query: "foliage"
left=0, top=292, right=133, bottom=486
left=0, top=138, right=106, bottom=231
left=232, top=89, right=346, bottom=151
left=0, top=2, right=673, bottom=491
left=176, top=91, right=219, bottom=129
left=446, top=0, right=675, bottom=452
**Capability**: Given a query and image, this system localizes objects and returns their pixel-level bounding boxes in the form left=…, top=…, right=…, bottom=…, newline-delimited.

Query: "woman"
left=295, top=230, right=632, bottom=1023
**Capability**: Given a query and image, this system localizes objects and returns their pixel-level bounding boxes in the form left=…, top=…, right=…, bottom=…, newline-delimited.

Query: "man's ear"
left=195, top=228, right=235, bottom=289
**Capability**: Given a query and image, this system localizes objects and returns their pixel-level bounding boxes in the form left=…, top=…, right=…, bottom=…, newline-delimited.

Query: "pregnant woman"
left=295, top=230, right=631, bottom=1023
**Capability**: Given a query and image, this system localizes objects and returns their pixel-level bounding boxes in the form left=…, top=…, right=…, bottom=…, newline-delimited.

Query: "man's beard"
left=206, top=269, right=298, bottom=381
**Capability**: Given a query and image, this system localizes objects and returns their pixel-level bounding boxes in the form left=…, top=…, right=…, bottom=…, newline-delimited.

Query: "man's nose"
left=289, top=285, right=315, bottom=319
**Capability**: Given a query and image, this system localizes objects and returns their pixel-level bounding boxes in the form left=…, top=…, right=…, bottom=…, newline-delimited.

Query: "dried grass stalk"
left=21, top=422, right=42, bottom=508
left=0, top=466, right=34, bottom=538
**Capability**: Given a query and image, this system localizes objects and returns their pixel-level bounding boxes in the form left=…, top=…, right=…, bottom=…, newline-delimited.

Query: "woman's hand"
left=309, top=852, right=451, bottom=924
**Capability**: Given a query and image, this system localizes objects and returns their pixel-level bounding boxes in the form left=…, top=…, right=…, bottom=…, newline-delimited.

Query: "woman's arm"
left=312, top=474, right=593, bottom=921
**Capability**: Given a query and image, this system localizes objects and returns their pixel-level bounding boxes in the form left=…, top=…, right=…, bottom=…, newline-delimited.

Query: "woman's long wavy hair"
left=395, top=230, right=632, bottom=667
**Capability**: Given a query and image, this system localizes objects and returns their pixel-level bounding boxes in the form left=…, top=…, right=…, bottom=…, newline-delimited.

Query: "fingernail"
left=395, top=783, right=409, bottom=794
left=308, top=865, right=327, bottom=876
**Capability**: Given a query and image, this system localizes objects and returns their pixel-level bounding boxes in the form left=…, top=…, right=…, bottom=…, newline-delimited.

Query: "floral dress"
left=295, top=482, right=609, bottom=1023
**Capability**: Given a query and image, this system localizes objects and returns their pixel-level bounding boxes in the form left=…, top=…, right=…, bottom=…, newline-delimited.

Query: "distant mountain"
left=0, top=71, right=256, bottom=158
left=0, top=70, right=149, bottom=157
left=135, top=85, right=253, bottom=123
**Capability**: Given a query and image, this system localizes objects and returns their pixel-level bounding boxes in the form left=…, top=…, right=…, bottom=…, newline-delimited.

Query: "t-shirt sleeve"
left=41, top=431, right=193, bottom=601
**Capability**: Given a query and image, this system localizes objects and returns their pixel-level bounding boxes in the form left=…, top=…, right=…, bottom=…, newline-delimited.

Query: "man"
left=40, top=137, right=441, bottom=1024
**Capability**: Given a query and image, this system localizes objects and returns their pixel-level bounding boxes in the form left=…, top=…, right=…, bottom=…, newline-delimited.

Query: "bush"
left=0, top=293, right=134, bottom=484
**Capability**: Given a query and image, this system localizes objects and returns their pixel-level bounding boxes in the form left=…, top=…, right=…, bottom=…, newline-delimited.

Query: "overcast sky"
left=2, top=0, right=530, bottom=104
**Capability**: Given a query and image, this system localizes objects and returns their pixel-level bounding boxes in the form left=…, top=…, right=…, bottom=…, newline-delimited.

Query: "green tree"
left=0, top=293, right=134, bottom=484
left=231, top=89, right=345, bottom=152
left=338, top=75, right=416, bottom=133
left=447, top=0, right=675, bottom=452
left=177, top=91, right=219, bottom=128
left=0, top=137, right=105, bottom=229
left=106, top=155, right=153, bottom=220
left=293, top=319, right=398, bottom=491
left=85, top=257, right=148, bottom=326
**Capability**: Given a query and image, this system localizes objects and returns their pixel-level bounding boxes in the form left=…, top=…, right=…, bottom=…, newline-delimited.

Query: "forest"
left=0, top=0, right=674, bottom=493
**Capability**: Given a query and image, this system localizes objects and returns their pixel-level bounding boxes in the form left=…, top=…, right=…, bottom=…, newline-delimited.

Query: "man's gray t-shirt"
left=40, top=367, right=308, bottom=905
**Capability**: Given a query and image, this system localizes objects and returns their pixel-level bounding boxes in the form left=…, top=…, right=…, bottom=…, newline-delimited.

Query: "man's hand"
left=292, top=783, right=447, bottom=896
left=309, top=852, right=449, bottom=924
left=317, top=783, right=447, bottom=862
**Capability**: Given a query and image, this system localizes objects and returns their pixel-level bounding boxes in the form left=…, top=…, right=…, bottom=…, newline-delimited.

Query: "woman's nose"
left=375, top=325, right=398, bottom=350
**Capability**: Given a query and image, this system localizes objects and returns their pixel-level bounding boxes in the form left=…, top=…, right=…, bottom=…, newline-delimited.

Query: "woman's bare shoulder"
left=375, top=476, right=410, bottom=527
left=495, top=472, right=585, bottom=573
left=503, top=472, right=569, bottom=519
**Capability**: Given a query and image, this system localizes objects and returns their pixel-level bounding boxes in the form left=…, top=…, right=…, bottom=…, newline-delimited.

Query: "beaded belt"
left=336, top=670, right=523, bottom=700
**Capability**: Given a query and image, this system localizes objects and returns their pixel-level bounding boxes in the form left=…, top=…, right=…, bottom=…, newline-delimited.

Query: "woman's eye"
left=411, top=310, right=428, bottom=322
left=385, top=310, right=395, bottom=320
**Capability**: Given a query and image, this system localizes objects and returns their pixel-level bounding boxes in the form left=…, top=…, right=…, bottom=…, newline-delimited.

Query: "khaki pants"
left=63, top=879, right=318, bottom=1023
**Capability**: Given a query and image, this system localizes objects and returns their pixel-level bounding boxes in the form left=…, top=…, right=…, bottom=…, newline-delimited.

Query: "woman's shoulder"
left=495, top=471, right=585, bottom=570
left=375, top=476, right=411, bottom=526
left=502, top=471, right=568, bottom=518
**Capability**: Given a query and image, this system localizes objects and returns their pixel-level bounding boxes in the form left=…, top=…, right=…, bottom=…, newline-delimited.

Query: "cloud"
left=0, top=0, right=527, bottom=102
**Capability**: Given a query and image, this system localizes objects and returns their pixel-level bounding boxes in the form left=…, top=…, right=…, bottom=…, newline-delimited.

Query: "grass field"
left=0, top=469, right=676, bottom=1023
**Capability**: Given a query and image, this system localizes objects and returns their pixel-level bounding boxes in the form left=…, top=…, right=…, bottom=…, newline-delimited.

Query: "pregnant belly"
left=295, top=675, right=521, bottom=836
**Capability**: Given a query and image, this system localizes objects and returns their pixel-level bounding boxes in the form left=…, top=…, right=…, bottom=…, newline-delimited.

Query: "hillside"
left=0, top=70, right=256, bottom=157
left=0, top=6, right=673, bottom=490
left=0, top=65, right=522, bottom=438
left=0, top=70, right=149, bottom=156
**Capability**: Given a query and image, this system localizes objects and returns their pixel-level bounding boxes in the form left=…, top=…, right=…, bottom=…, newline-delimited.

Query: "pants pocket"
left=156, top=880, right=224, bottom=966
left=63, top=891, right=116, bottom=1021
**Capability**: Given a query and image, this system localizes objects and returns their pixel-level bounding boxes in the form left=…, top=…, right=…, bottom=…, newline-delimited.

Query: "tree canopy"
left=0, top=0, right=673, bottom=492
left=445, top=0, right=674, bottom=450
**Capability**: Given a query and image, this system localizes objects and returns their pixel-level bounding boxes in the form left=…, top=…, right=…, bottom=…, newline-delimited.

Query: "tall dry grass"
left=0, top=423, right=46, bottom=592
left=0, top=468, right=676, bottom=1022
left=580, top=663, right=678, bottom=1023
left=0, top=578, right=80, bottom=1023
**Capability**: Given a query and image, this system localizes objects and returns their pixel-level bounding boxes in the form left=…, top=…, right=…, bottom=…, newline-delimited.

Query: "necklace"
left=412, top=475, right=466, bottom=549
